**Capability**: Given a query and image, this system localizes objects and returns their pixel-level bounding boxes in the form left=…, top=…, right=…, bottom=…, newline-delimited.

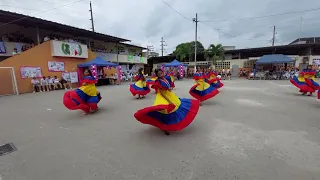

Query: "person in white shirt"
left=44, top=36, right=50, bottom=42
left=31, top=77, right=41, bottom=93
left=47, top=76, right=54, bottom=90
left=113, top=72, right=119, bottom=85
left=53, top=76, right=64, bottom=90
left=40, top=76, right=49, bottom=91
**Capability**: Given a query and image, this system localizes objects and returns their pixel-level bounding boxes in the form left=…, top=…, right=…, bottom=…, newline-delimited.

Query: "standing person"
left=189, top=68, right=219, bottom=104
left=134, top=69, right=200, bottom=135
left=40, top=76, right=49, bottom=92
left=63, top=69, right=102, bottom=114
left=113, top=72, right=119, bottom=85
left=31, top=77, right=40, bottom=93
left=290, top=65, right=319, bottom=96
left=129, top=68, right=150, bottom=99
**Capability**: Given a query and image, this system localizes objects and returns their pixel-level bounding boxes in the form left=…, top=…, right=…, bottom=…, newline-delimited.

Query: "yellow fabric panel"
left=304, top=75, right=316, bottom=81
left=153, top=90, right=181, bottom=114
left=195, top=81, right=210, bottom=91
left=135, top=80, right=146, bottom=88
left=79, top=84, right=98, bottom=96
left=298, top=77, right=305, bottom=82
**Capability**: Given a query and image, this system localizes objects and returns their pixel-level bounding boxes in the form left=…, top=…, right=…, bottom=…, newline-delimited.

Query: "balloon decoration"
left=117, top=66, right=122, bottom=82
left=179, top=65, right=184, bottom=78
left=91, top=64, right=97, bottom=79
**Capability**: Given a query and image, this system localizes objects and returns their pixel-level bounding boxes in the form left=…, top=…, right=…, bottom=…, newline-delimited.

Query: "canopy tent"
left=256, top=54, right=294, bottom=64
left=78, top=56, right=118, bottom=67
left=163, top=59, right=187, bottom=67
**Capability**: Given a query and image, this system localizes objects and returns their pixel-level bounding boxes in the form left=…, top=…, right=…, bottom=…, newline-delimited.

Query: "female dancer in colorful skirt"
left=130, top=68, right=151, bottom=99
left=134, top=69, right=200, bottom=135
left=189, top=68, right=219, bottom=103
left=290, top=65, right=319, bottom=96
left=63, top=69, right=102, bottom=114
left=206, top=68, right=224, bottom=89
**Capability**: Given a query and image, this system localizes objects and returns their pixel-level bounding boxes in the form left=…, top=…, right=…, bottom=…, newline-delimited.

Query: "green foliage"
left=204, top=44, right=224, bottom=65
left=173, top=41, right=205, bottom=61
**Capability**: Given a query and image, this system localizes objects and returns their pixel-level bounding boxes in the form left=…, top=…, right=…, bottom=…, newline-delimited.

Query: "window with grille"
left=216, top=61, right=230, bottom=69
left=118, top=47, right=125, bottom=54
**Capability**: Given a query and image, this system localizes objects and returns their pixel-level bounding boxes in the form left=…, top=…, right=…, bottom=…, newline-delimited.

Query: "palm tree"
left=205, top=44, right=224, bottom=65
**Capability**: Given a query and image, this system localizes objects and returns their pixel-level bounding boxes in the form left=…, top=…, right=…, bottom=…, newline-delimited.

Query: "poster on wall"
left=20, top=66, right=42, bottom=78
left=48, top=61, right=65, bottom=72
left=70, top=72, right=78, bottom=83
left=62, top=72, right=71, bottom=81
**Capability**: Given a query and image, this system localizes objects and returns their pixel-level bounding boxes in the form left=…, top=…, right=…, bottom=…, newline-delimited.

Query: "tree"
left=205, top=44, right=224, bottom=65
left=173, top=41, right=205, bottom=61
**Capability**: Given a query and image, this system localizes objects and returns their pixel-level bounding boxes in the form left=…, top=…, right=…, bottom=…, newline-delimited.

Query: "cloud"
left=2, top=0, right=320, bottom=54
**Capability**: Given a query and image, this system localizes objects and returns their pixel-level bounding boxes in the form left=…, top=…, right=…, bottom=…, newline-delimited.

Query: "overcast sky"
left=2, top=0, right=320, bottom=54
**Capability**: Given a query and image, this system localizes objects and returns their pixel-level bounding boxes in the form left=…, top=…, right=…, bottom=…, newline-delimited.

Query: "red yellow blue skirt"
left=318, top=90, right=320, bottom=99
left=130, top=80, right=151, bottom=96
left=63, top=89, right=102, bottom=113
left=189, top=81, right=219, bottom=102
left=134, top=91, right=200, bottom=131
left=206, top=78, right=224, bottom=89
left=146, top=76, right=157, bottom=88
left=290, top=76, right=317, bottom=93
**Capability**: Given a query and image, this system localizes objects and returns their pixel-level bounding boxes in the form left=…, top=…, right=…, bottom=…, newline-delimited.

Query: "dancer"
left=189, top=68, right=219, bottom=103
left=290, top=65, right=319, bottom=96
left=146, top=71, right=157, bottom=88
left=134, top=69, right=200, bottom=135
left=206, top=68, right=224, bottom=89
left=130, top=68, right=150, bottom=99
left=63, top=69, right=102, bottom=114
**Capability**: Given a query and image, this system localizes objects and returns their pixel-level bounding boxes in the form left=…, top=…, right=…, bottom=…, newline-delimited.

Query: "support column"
left=36, top=26, right=40, bottom=45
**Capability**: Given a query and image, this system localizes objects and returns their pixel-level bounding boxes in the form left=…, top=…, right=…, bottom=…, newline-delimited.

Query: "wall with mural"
left=0, top=40, right=97, bottom=94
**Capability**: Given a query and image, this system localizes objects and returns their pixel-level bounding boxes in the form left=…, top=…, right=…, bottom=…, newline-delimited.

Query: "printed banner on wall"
left=0, top=41, right=6, bottom=53
left=48, top=61, right=65, bottom=72
left=62, top=72, right=71, bottom=81
left=51, top=40, right=88, bottom=58
left=70, top=72, right=78, bottom=83
left=20, top=66, right=42, bottom=78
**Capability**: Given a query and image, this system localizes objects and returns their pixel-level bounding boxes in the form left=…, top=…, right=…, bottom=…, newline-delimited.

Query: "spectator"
left=31, top=77, right=40, bottom=93
left=113, top=72, right=119, bottom=85
left=44, top=36, right=50, bottom=42
left=60, top=77, right=72, bottom=90
left=12, top=48, right=19, bottom=56
left=40, top=76, right=49, bottom=91
left=54, top=76, right=63, bottom=89
left=47, top=76, right=54, bottom=90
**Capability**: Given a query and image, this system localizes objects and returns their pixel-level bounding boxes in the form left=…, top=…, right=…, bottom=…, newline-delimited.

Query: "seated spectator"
left=40, top=76, right=49, bottom=91
left=12, top=48, right=19, bottom=56
left=31, top=77, right=41, bottom=93
left=54, top=76, right=63, bottom=89
left=60, top=78, right=72, bottom=90
left=47, top=76, right=55, bottom=90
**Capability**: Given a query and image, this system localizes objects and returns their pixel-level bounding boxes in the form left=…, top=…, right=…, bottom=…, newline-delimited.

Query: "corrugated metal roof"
left=0, top=10, right=130, bottom=42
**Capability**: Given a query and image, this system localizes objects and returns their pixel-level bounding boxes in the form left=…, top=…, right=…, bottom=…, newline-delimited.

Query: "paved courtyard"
left=0, top=79, right=320, bottom=180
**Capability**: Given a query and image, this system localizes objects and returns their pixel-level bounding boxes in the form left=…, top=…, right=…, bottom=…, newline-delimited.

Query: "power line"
left=201, top=7, right=320, bottom=22
left=160, top=0, right=192, bottom=21
left=0, top=0, right=85, bottom=28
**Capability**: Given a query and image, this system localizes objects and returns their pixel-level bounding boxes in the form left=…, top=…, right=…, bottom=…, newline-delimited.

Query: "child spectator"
left=31, top=77, right=40, bottom=93
left=47, top=76, right=54, bottom=90
left=40, top=76, right=49, bottom=91
left=54, top=76, right=63, bottom=89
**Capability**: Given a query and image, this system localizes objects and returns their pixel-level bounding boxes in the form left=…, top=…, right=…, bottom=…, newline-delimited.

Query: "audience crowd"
left=31, top=76, right=72, bottom=93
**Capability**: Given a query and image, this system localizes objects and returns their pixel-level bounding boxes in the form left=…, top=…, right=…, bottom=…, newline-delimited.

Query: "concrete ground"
left=0, top=79, right=320, bottom=180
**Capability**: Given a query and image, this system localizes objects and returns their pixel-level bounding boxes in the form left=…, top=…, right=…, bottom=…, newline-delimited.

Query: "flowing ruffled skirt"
left=130, top=80, right=151, bottom=96
left=290, top=76, right=318, bottom=93
left=189, top=81, right=219, bottom=102
left=134, top=91, right=200, bottom=131
left=63, top=89, right=102, bottom=113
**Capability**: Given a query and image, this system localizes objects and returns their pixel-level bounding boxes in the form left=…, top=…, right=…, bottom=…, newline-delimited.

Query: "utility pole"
left=272, top=25, right=275, bottom=46
left=89, top=1, right=95, bottom=32
left=193, top=13, right=198, bottom=73
left=160, top=37, right=166, bottom=56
